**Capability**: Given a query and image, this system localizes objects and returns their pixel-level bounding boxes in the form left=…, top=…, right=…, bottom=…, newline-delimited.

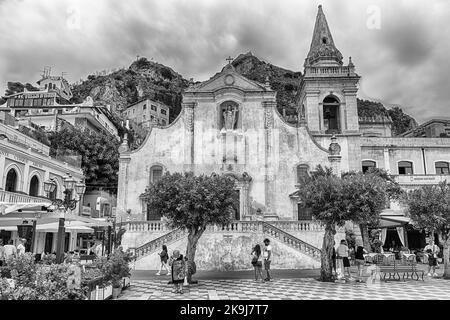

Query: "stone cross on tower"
left=226, top=56, right=234, bottom=65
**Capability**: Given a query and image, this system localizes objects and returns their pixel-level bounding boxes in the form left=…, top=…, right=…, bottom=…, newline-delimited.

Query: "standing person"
left=354, top=241, right=367, bottom=282
left=262, top=239, right=272, bottom=281
left=3, top=240, right=17, bottom=260
left=424, top=240, right=440, bottom=277
left=251, top=244, right=264, bottom=282
left=337, top=240, right=351, bottom=279
left=17, top=238, right=26, bottom=256
left=156, top=245, right=171, bottom=276
left=0, top=239, right=5, bottom=266
left=169, top=250, right=185, bottom=294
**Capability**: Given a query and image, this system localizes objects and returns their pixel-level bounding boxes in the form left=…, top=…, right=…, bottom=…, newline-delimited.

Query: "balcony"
left=304, top=65, right=356, bottom=78
left=0, top=190, right=49, bottom=204
left=393, top=174, right=450, bottom=186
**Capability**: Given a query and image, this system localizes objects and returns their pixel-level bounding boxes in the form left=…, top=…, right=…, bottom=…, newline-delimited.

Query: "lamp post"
left=44, top=174, right=86, bottom=263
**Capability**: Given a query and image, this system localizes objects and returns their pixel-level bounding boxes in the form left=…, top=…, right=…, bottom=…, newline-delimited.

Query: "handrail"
left=126, top=221, right=323, bottom=261
left=262, top=222, right=322, bottom=261
left=132, top=228, right=188, bottom=260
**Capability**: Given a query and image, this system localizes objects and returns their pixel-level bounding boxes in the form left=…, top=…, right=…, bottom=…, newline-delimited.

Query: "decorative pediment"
left=185, top=64, right=272, bottom=94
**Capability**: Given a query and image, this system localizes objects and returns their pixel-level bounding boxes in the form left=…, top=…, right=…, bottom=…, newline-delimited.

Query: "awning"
left=379, top=208, right=411, bottom=228
left=0, top=226, right=17, bottom=231
left=0, top=212, right=112, bottom=228
left=0, top=202, right=51, bottom=215
left=36, top=222, right=94, bottom=233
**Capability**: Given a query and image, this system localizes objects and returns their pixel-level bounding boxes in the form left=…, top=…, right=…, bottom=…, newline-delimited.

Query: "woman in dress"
left=169, top=250, right=186, bottom=294
left=156, top=244, right=171, bottom=276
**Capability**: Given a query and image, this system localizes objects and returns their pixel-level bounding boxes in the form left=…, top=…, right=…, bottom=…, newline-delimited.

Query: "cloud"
left=0, top=0, right=449, bottom=122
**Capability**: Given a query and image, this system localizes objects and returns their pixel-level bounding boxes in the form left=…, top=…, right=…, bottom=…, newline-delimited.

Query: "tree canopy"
left=403, top=182, right=450, bottom=278
left=48, top=125, right=120, bottom=191
left=142, top=172, right=237, bottom=266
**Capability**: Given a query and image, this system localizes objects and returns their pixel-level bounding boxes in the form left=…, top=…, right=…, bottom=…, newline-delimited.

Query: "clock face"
left=224, top=74, right=235, bottom=86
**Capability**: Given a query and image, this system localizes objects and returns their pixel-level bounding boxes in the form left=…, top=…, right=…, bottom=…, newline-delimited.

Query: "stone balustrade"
left=304, top=66, right=354, bottom=77
left=116, top=220, right=170, bottom=232
left=0, top=190, right=49, bottom=204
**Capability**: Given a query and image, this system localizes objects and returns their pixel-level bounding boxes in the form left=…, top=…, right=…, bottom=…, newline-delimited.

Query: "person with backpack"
left=169, top=250, right=186, bottom=294
left=156, top=244, right=171, bottom=276
left=424, top=240, right=440, bottom=277
left=251, top=244, right=264, bottom=282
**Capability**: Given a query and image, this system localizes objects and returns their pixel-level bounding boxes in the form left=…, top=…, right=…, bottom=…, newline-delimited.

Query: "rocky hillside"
left=70, top=58, right=190, bottom=122
left=232, top=52, right=302, bottom=117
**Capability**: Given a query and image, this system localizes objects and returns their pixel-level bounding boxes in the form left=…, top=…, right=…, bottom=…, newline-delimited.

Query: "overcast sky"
left=0, top=0, right=448, bottom=122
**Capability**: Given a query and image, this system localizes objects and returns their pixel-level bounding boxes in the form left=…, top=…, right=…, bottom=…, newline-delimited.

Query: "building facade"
left=115, top=6, right=450, bottom=270
left=122, top=98, right=170, bottom=129
left=1, top=74, right=119, bottom=138
left=0, top=119, right=88, bottom=254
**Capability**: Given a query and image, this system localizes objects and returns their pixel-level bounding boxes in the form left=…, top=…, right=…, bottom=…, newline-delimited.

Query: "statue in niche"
left=222, top=105, right=238, bottom=130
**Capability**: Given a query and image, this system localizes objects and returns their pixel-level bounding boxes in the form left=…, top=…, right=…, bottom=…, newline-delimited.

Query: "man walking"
left=262, top=238, right=272, bottom=281
left=424, top=240, right=440, bottom=277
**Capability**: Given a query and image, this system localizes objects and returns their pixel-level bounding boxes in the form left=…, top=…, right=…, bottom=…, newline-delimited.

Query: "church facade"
left=117, top=6, right=450, bottom=246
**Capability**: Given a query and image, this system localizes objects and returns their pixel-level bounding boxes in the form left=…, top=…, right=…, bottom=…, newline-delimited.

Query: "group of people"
left=332, top=239, right=368, bottom=282
left=155, top=245, right=196, bottom=295
left=251, top=238, right=272, bottom=282
left=0, top=238, right=27, bottom=266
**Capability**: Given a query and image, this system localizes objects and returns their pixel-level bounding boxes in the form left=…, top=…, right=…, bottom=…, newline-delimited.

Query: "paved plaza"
left=118, top=267, right=450, bottom=300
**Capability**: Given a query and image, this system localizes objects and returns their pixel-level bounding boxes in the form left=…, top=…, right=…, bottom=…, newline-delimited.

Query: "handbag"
left=251, top=256, right=258, bottom=265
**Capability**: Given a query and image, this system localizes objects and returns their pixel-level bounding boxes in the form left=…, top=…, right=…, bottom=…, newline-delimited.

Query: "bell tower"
left=298, top=5, right=360, bottom=135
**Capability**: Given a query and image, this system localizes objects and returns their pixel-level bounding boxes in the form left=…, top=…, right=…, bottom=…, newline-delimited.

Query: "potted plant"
left=101, top=251, right=130, bottom=299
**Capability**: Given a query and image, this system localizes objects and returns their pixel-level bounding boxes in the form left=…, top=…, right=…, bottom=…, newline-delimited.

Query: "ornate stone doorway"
left=223, top=172, right=252, bottom=221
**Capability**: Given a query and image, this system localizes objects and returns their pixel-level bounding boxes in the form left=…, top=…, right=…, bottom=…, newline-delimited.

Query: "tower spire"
left=305, top=5, right=343, bottom=67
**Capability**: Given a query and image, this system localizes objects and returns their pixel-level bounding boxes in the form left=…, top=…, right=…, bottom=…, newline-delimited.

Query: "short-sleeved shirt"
left=337, top=244, right=349, bottom=258
left=424, top=244, right=439, bottom=258
left=263, top=245, right=272, bottom=260
left=3, top=245, right=17, bottom=259
left=17, top=244, right=26, bottom=255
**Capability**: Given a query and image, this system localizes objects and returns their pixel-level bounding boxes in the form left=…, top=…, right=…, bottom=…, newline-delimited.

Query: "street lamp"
left=44, top=174, right=86, bottom=263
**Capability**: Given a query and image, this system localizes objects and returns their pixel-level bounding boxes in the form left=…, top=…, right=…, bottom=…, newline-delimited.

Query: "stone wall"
left=134, top=231, right=321, bottom=271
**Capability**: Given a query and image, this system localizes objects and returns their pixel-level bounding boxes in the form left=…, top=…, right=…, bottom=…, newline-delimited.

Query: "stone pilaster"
left=328, top=135, right=342, bottom=176
left=262, top=101, right=277, bottom=219
left=183, top=102, right=196, bottom=172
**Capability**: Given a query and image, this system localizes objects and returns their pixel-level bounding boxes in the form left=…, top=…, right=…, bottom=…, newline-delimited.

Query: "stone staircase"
left=124, top=221, right=322, bottom=262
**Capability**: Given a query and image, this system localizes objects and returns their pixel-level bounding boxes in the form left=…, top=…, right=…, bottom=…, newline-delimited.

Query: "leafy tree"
left=388, top=106, right=418, bottom=136
left=48, top=125, right=120, bottom=191
left=142, top=172, right=236, bottom=268
left=296, top=166, right=393, bottom=281
left=343, top=168, right=403, bottom=252
left=403, top=182, right=450, bottom=279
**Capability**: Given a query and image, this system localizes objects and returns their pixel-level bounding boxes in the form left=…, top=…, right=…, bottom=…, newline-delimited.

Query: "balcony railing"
left=0, top=190, right=49, bottom=204
left=304, top=66, right=355, bottom=77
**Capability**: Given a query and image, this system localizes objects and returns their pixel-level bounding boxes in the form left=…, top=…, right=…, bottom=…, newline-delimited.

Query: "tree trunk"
left=443, top=237, right=450, bottom=279
left=186, top=228, right=204, bottom=266
left=320, top=223, right=336, bottom=282
left=359, top=224, right=372, bottom=253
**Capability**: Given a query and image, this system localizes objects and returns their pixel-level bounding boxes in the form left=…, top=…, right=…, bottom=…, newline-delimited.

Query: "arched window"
left=150, top=165, right=163, bottom=184
left=296, top=164, right=309, bottom=184
left=323, top=96, right=340, bottom=134
left=435, top=162, right=450, bottom=175
left=398, top=161, right=413, bottom=175
left=29, top=176, right=40, bottom=197
left=362, top=160, right=376, bottom=173
left=5, top=169, right=18, bottom=192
